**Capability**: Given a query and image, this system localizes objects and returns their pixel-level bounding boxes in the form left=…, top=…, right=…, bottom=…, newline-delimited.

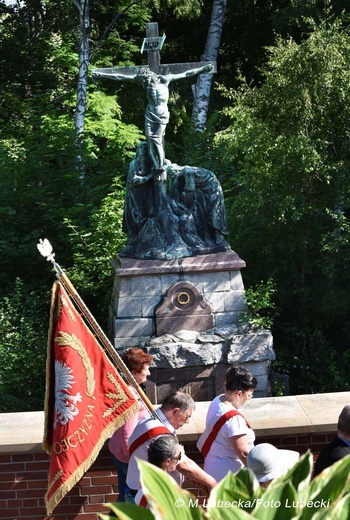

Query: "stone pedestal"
left=110, top=251, right=275, bottom=402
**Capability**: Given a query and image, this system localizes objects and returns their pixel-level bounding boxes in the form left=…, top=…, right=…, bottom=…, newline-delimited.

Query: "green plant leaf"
left=138, top=459, right=205, bottom=520
left=252, top=481, right=298, bottom=520
left=271, top=451, right=313, bottom=499
left=208, top=503, right=254, bottom=520
left=311, top=492, right=350, bottom=520
left=207, top=469, right=261, bottom=515
left=304, top=455, right=350, bottom=520
left=101, top=502, right=154, bottom=519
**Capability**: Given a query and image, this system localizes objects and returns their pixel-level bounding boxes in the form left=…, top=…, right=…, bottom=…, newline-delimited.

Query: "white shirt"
left=126, top=409, right=178, bottom=490
left=205, top=394, right=255, bottom=458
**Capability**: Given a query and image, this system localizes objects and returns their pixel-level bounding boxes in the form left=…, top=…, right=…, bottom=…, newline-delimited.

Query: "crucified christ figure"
left=92, top=63, right=214, bottom=174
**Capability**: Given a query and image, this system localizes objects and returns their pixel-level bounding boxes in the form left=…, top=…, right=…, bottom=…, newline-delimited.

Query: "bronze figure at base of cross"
left=92, top=22, right=229, bottom=260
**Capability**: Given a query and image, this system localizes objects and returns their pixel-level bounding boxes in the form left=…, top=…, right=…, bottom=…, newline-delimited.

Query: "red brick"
left=17, top=489, right=47, bottom=499
left=296, top=435, right=312, bottom=445
left=89, top=495, right=105, bottom=504
left=17, top=507, right=48, bottom=518
left=0, top=480, right=27, bottom=491
left=75, top=514, right=101, bottom=520
left=79, top=477, right=92, bottom=486
left=294, top=445, right=308, bottom=454
left=89, top=469, right=113, bottom=477
left=8, top=499, right=23, bottom=507
left=105, top=493, right=118, bottom=502
left=38, top=503, right=77, bottom=515
left=33, top=452, right=50, bottom=461
left=22, top=498, right=41, bottom=507
left=91, top=475, right=116, bottom=486
left=81, top=485, right=112, bottom=495
left=16, top=471, right=48, bottom=481
left=1, top=508, right=20, bottom=518
left=281, top=437, right=297, bottom=446
left=0, top=454, right=12, bottom=463
left=84, top=502, right=111, bottom=513
left=25, top=461, right=51, bottom=471
left=0, top=490, right=16, bottom=499
left=0, top=462, right=26, bottom=474
left=26, top=479, right=48, bottom=490
left=12, top=453, right=35, bottom=462
left=309, top=433, right=328, bottom=443
left=68, top=495, right=88, bottom=506
left=65, top=485, right=85, bottom=497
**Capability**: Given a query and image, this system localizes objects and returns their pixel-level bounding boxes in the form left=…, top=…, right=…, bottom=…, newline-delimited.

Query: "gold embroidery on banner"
left=102, top=372, right=128, bottom=418
left=55, top=332, right=96, bottom=399
left=60, top=294, right=77, bottom=322
left=47, top=469, right=64, bottom=495
left=58, top=296, right=63, bottom=316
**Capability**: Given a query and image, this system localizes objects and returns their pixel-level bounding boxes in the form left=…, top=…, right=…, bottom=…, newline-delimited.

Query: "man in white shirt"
left=126, top=390, right=217, bottom=496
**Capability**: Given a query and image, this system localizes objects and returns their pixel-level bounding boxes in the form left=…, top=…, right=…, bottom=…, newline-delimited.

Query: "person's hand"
left=192, top=481, right=211, bottom=498
left=156, top=168, right=167, bottom=181
left=204, top=63, right=214, bottom=73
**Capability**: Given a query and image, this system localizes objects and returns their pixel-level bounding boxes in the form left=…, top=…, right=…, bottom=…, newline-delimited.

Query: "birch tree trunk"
left=73, top=0, right=90, bottom=178
left=191, top=0, right=227, bottom=131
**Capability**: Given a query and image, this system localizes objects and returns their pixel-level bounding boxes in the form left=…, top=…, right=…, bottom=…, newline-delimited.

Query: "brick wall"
left=0, top=432, right=335, bottom=520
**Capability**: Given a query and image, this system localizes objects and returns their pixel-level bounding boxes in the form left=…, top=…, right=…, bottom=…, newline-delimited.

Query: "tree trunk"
left=73, top=0, right=90, bottom=178
left=191, top=0, right=227, bottom=131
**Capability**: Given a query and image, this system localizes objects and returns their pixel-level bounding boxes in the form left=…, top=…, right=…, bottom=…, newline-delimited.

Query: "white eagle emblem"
left=54, top=360, right=82, bottom=428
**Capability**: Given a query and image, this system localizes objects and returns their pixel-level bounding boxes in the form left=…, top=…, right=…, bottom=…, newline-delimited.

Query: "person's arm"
left=167, top=63, right=214, bottom=82
left=91, top=69, right=137, bottom=81
left=120, top=414, right=139, bottom=461
left=177, top=453, right=217, bottom=491
left=128, top=171, right=155, bottom=188
left=231, top=434, right=250, bottom=465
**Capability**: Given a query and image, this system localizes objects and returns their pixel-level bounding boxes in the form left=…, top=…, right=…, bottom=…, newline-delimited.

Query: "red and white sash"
left=129, top=425, right=173, bottom=456
left=197, top=410, right=251, bottom=457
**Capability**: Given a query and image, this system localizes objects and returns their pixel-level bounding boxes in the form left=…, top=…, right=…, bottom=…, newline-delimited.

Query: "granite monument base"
left=109, top=251, right=275, bottom=401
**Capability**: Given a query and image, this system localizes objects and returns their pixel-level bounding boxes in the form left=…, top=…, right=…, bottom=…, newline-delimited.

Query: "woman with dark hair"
left=197, top=365, right=257, bottom=481
left=135, top=435, right=183, bottom=507
left=109, top=348, right=153, bottom=501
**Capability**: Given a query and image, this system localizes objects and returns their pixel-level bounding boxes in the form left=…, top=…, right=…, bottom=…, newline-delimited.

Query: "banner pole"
left=37, top=239, right=159, bottom=421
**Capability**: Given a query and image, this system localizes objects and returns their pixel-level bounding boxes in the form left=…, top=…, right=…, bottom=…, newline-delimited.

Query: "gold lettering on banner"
left=85, top=404, right=95, bottom=430
left=102, top=372, right=129, bottom=418
left=55, top=332, right=96, bottom=399
left=76, top=427, right=85, bottom=443
left=67, top=435, right=78, bottom=448
left=53, top=405, right=96, bottom=454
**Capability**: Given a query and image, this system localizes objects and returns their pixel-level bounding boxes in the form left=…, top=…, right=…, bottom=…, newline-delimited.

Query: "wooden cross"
left=92, top=22, right=216, bottom=81
left=92, top=22, right=216, bottom=211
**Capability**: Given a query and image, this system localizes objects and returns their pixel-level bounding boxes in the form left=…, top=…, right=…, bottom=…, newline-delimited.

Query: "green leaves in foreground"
left=101, top=452, right=350, bottom=520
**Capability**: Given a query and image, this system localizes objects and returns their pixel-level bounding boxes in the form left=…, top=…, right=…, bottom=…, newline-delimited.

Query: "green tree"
left=0, top=279, right=49, bottom=412
left=215, top=19, right=350, bottom=393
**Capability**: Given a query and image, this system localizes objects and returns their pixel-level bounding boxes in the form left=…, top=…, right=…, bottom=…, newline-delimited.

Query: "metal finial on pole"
left=37, top=238, right=56, bottom=264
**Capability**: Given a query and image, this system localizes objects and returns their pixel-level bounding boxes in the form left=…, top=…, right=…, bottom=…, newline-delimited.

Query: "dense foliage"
left=214, top=18, right=350, bottom=394
left=0, top=1, right=349, bottom=411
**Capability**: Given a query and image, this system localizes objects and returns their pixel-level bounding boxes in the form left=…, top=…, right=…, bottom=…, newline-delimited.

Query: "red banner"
left=43, top=281, right=138, bottom=514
